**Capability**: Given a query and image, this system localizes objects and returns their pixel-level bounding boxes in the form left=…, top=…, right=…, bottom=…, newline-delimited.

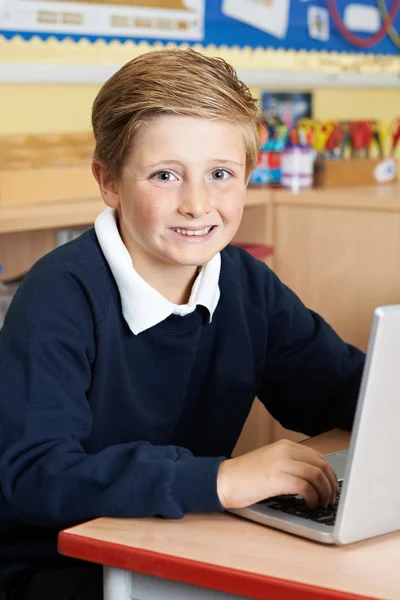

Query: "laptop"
left=229, top=305, right=400, bottom=545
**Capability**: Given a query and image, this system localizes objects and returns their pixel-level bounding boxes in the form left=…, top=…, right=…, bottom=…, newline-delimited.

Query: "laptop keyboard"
left=257, top=480, right=343, bottom=527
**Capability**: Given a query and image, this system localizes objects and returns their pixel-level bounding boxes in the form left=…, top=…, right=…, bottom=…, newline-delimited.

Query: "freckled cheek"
left=216, top=192, right=245, bottom=224
left=131, top=194, right=173, bottom=234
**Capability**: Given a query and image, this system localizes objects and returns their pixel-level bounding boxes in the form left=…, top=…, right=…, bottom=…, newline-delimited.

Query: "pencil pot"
left=280, top=147, right=314, bottom=191
left=249, top=150, right=281, bottom=186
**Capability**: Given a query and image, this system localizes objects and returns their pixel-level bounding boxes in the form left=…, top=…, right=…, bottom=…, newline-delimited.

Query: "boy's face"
left=98, top=115, right=248, bottom=273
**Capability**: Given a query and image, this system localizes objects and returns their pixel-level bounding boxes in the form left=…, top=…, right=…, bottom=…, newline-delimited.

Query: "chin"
left=173, top=247, right=221, bottom=267
left=172, top=257, right=211, bottom=268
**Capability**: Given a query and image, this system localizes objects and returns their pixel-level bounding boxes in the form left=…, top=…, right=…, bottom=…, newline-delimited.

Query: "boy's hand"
left=217, top=439, right=339, bottom=510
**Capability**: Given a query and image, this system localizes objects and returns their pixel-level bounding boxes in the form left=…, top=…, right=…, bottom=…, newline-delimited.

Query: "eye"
left=152, top=171, right=178, bottom=182
left=211, top=169, right=231, bottom=180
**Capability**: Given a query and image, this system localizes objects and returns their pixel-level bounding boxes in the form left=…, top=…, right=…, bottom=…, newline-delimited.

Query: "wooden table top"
left=274, top=183, right=400, bottom=213
left=58, top=430, right=400, bottom=600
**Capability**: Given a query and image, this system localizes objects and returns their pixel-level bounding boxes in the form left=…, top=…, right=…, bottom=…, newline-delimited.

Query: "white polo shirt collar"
left=94, top=208, right=220, bottom=335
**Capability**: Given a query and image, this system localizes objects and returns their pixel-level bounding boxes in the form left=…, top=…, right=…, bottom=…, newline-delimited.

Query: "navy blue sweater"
left=0, top=230, right=365, bottom=586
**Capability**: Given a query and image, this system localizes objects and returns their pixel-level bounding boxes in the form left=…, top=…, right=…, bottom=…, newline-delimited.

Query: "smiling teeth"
left=174, top=227, right=213, bottom=236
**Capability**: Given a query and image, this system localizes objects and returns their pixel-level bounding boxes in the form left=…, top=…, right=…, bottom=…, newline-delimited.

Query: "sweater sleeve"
left=0, top=260, right=223, bottom=529
left=257, top=269, right=366, bottom=436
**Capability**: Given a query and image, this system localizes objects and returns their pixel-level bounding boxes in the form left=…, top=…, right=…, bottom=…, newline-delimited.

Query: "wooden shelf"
left=4, top=183, right=397, bottom=236
left=0, top=198, right=105, bottom=234
left=274, top=183, right=400, bottom=212
left=244, top=187, right=273, bottom=206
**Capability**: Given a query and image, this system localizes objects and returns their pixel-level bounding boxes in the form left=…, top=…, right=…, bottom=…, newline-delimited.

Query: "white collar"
left=94, top=208, right=220, bottom=335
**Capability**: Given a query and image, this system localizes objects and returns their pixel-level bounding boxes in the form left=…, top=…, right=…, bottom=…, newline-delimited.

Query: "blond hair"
left=92, top=48, right=259, bottom=180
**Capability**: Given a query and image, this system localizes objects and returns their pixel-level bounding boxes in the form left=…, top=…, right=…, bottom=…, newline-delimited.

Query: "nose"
left=178, top=181, right=212, bottom=219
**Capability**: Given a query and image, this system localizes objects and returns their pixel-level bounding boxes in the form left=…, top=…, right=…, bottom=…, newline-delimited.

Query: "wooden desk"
left=58, top=430, right=400, bottom=600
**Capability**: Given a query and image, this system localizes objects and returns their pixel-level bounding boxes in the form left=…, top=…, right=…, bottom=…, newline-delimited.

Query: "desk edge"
left=58, top=528, right=373, bottom=600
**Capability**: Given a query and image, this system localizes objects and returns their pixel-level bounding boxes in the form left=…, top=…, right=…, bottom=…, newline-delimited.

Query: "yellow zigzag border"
left=1, top=36, right=400, bottom=74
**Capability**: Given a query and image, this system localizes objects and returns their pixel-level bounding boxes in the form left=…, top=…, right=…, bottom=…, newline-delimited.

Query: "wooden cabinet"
left=0, top=230, right=56, bottom=281
left=273, top=185, right=400, bottom=352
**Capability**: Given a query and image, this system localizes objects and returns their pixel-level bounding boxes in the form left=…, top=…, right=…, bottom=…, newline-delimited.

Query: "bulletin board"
left=1, top=0, right=399, bottom=55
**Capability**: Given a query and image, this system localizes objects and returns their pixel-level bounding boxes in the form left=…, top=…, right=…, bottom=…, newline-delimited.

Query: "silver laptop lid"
left=335, top=305, right=400, bottom=544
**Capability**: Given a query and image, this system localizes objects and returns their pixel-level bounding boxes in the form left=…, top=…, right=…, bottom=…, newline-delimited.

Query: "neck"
left=137, top=262, right=199, bottom=305
left=122, top=245, right=199, bottom=306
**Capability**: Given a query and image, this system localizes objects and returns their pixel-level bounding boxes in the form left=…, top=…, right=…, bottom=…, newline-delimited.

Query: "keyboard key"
left=259, top=490, right=340, bottom=526
left=315, top=514, right=336, bottom=523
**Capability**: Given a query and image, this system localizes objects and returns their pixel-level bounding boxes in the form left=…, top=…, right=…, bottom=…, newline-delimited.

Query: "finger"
left=286, top=461, right=333, bottom=507
left=323, top=462, right=339, bottom=504
left=278, top=474, right=319, bottom=509
left=317, top=456, right=339, bottom=503
left=292, top=447, right=338, bottom=503
left=304, top=452, right=339, bottom=504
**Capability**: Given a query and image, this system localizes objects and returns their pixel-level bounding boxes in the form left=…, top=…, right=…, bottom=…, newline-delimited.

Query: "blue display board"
left=1, top=1, right=399, bottom=55
left=206, top=0, right=400, bottom=56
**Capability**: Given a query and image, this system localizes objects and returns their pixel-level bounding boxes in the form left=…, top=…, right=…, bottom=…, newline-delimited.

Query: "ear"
left=92, top=159, right=120, bottom=209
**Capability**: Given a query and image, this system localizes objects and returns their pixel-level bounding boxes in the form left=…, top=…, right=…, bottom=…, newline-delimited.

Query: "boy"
left=0, top=49, right=365, bottom=599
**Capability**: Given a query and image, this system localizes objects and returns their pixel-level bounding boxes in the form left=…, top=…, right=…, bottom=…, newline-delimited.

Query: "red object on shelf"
left=236, top=243, right=274, bottom=260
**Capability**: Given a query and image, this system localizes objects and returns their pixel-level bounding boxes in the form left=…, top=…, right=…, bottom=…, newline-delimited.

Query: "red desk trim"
left=58, top=531, right=374, bottom=600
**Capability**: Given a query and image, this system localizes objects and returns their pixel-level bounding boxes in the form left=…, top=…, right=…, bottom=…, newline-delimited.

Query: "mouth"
left=171, top=226, right=216, bottom=238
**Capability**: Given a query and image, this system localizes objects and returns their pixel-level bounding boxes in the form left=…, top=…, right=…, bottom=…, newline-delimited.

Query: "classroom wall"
left=313, top=88, right=400, bottom=122
left=1, top=84, right=399, bottom=136
left=1, top=37, right=399, bottom=142
left=0, top=84, right=98, bottom=134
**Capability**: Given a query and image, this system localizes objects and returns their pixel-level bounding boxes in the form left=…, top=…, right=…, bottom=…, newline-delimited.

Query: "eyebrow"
left=210, top=159, right=245, bottom=166
left=146, top=159, right=245, bottom=168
